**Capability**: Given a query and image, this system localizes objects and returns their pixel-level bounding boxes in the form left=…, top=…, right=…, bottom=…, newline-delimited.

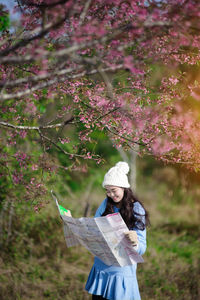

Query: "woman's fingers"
left=124, top=231, right=138, bottom=245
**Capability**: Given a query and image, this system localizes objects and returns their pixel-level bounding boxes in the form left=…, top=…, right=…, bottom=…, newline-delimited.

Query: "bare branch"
left=21, top=0, right=70, bottom=8
left=105, top=126, right=145, bottom=147
left=38, top=130, right=89, bottom=158
left=0, top=75, right=74, bottom=101
left=0, top=117, right=74, bottom=131
left=95, top=107, right=121, bottom=122
left=0, top=55, right=35, bottom=64
left=0, top=67, right=77, bottom=88
left=79, top=0, right=92, bottom=27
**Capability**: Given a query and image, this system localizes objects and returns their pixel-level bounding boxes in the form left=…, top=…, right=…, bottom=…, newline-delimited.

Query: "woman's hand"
left=124, top=231, right=138, bottom=247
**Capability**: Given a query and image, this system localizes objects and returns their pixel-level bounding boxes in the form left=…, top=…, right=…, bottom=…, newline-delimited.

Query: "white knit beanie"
left=102, top=161, right=130, bottom=188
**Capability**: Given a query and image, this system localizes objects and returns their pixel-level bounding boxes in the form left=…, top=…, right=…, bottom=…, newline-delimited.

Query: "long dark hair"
left=102, top=188, right=150, bottom=230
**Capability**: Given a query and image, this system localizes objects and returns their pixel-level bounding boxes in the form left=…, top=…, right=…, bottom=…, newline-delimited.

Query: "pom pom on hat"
left=102, top=161, right=130, bottom=188
left=115, top=161, right=129, bottom=174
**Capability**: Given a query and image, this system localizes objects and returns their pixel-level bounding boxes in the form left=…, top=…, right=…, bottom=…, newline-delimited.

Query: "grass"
left=1, top=221, right=199, bottom=300
left=138, top=225, right=200, bottom=300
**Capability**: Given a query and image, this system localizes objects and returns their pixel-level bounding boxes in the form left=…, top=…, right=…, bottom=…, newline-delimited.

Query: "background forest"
left=0, top=0, right=200, bottom=299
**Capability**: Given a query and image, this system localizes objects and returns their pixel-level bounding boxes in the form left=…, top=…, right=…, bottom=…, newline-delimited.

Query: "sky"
left=0, top=0, right=20, bottom=20
left=0, top=0, right=15, bottom=10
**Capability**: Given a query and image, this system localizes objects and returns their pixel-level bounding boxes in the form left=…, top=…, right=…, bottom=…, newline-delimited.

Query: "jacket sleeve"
left=132, top=202, right=147, bottom=256
left=94, top=198, right=107, bottom=217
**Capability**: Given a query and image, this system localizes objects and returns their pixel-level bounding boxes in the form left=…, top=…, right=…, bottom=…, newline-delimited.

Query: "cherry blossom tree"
left=1, top=0, right=200, bottom=205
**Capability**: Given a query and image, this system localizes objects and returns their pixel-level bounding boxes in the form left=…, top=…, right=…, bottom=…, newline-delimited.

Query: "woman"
left=85, top=161, right=150, bottom=300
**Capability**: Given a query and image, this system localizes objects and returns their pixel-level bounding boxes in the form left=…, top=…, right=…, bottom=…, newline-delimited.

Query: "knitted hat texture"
left=102, top=161, right=130, bottom=188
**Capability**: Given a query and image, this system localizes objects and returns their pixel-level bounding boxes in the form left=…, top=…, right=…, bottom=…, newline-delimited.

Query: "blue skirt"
left=85, top=257, right=141, bottom=300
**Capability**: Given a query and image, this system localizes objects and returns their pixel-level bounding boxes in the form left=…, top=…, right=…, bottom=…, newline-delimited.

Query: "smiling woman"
left=85, top=161, right=150, bottom=300
left=105, top=186, right=124, bottom=207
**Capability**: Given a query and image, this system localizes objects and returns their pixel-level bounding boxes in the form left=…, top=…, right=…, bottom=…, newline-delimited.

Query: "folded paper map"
left=51, top=190, right=144, bottom=267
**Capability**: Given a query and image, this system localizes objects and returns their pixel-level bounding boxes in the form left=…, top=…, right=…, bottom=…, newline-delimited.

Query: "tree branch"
left=105, top=126, right=146, bottom=147
left=0, top=13, right=69, bottom=57
left=0, top=117, right=91, bottom=159
left=0, top=65, right=123, bottom=100
left=95, top=107, right=121, bottom=122
left=0, top=67, right=77, bottom=88
left=38, top=130, right=91, bottom=159
left=21, top=0, right=70, bottom=8
left=79, top=0, right=92, bottom=27
left=0, top=117, right=74, bottom=131
left=0, top=25, right=128, bottom=63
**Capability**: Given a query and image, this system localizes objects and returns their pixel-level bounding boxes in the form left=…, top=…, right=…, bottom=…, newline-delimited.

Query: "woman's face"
left=105, top=185, right=124, bottom=203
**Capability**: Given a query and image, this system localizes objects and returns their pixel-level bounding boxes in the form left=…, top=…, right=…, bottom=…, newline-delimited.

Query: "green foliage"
left=138, top=224, right=200, bottom=300
left=0, top=14, right=10, bottom=31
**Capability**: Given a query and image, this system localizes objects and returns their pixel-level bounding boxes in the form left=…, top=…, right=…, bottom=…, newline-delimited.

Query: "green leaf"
left=0, top=14, right=10, bottom=32
left=39, top=105, right=46, bottom=113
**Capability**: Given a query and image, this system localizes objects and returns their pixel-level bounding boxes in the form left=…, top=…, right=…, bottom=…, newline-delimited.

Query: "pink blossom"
left=12, top=172, right=23, bottom=184
left=30, top=177, right=35, bottom=184
left=59, top=138, right=70, bottom=144
left=19, top=130, right=27, bottom=139
left=169, top=77, right=179, bottom=85
left=31, top=164, right=38, bottom=170
left=73, top=95, right=80, bottom=103
left=24, top=102, right=37, bottom=114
